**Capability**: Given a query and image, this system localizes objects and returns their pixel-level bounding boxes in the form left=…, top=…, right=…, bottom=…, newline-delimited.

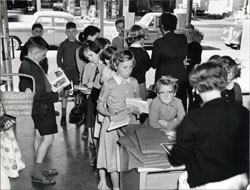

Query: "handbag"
left=0, top=98, right=16, bottom=131
left=69, top=96, right=87, bottom=124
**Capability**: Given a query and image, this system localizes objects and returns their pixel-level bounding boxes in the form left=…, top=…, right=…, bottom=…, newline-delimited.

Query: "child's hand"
left=158, top=119, right=168, bottom=128
left=87, top=82, right=93, bottom=89
left=127, top=106, right=140, bottom=115
left=108, top=110, right=117, bottom=118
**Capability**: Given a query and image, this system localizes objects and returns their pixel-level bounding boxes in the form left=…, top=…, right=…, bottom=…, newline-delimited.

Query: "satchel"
left=69, top=98, right=87, bottom=124
left=0, top=98, right=16, bottom=131
left=90, top=67, right=101, bottom=104
left=90, top=87, right=101, bottom=104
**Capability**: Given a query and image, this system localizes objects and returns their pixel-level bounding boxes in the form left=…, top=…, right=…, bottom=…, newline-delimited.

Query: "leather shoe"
left=31, top=175, right=56, bottom=185
left=42, top=168, right=58, bottom=176
left=60, top=116, right=66, bottom=127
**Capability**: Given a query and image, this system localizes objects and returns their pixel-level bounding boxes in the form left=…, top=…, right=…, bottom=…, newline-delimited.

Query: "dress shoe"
left=31, top=175, right=56, bottom=185
left=60, top=116, right=66, bottom=127
left=42, top=168, right=58, bottom=176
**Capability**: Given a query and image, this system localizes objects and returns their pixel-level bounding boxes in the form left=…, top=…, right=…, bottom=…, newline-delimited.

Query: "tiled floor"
left=10, top=101, right=99, bottom=190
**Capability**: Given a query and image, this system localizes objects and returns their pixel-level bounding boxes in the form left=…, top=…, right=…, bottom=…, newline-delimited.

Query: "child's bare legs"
left=33, top=130, right=42, bottom=158
left=98, top=169, right=109, bottom=189
left=32, top=131, right=55, bottom=183
left=110, top=171, right=119, bottom=189
left=61, top=89, right=69, bottom=127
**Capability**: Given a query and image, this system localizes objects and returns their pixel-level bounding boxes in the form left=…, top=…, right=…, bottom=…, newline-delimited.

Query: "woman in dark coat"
left=169, top=62, right=249, bottom=189
left=151, top=12, right=188, bottom=110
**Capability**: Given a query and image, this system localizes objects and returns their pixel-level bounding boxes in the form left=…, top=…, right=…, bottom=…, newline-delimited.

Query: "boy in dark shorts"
left=57, top=22, right=81, bottom=127
left=19, top=36, right=59, bottom=185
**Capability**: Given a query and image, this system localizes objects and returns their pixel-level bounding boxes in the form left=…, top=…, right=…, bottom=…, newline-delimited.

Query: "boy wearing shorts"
left=57, top=22, right=81, bottom=127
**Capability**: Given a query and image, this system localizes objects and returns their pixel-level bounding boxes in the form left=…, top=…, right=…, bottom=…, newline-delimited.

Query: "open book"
left=125, top=98, right=149, bottom=114
left=47, top=68, right=70, bottom=92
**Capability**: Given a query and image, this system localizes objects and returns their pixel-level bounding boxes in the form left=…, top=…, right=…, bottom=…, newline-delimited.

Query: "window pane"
left=36, top=17, right=52, bottom=26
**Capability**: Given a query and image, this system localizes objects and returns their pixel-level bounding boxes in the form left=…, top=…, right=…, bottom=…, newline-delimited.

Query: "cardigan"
left=169, top=98, right=249, bottom=187
left=19, top=57, right=59, bottom=115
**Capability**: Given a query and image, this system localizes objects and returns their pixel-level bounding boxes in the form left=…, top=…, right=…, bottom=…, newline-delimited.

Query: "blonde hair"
left=154, top=76, right=178, bottom=93
left=127, top=25, right=145, bottom=44
left=110, top=49, right=135, bottom=72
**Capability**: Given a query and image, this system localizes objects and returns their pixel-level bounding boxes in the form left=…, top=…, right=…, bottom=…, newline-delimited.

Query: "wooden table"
left=120, top=164, right=185, bottom=190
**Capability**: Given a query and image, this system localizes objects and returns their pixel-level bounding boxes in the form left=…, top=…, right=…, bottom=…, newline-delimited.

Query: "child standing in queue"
left=219, top=56, right=242, bottom=105
left=111, top=18, right=127, bottom=50
left=127, top=24, right=151, bottom=100
left=57, top=22, right=81, bottom=127
left=96, top=49, right=140, bottom=190
left=19, top=36, right=59, bottom=185
left=80, top=40, right=106, bottom=166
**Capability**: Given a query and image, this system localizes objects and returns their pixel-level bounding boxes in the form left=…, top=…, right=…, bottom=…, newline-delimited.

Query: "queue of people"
left=0, top=11, right=249, bottom=190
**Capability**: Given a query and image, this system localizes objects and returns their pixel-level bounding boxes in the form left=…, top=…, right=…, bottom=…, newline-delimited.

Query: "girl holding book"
left=80, top=40, right=105, bottom=166
left=96, top=49, right=140, bottom=190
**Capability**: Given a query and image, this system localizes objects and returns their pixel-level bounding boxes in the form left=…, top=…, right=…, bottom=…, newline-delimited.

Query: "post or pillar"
left=0, top=0, right=13, bottom=90
left=186, top=0, right=193, bottom=24
left=80, top=0, right=87, bottom=18
left=123, top=0, right=129, bottom=16
left=36, top=0, right=41, bottom=11
left=99, top=0, right=104, bottom=37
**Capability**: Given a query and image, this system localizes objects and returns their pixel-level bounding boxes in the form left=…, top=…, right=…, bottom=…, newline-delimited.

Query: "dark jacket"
left=151, top=31, right=188, bottom=83
left=129, top=47, right=151, bottom=84
left=19, top=57, right=58, bottom=115
left=169, top=98, right=249, bottom=187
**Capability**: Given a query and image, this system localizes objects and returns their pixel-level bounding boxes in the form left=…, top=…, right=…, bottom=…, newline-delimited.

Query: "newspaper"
left=125, top=98, right=149, bottom=114
left=47, top=67, right=70, bottom=92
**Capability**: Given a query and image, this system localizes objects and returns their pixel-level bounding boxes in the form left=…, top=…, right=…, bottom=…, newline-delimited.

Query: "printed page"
left=47, top=67, right=70, bottom=92
left=125, top=98, right=149, bottom=114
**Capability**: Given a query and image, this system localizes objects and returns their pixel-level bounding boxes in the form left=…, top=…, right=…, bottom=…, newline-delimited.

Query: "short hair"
left=115, top=18, right=124, bottom=26
left=207, top=55, right=221, bottom=63
left=95, top=37, right=111, bottom=50
left=218, top=56, right=241, bottom=79
left=100, top=46, right=117, bottom=66
left=79, top=40, right=100, bottom=62
left=110, top=49, right=135, bottom=71
left=79, top=25, right=100, bottom=43
left=66, top=22, right=76, bottom=29
left=127, top=25, right=145, bottom=45
left=189, top=62, right=227, bottom=93
left=160, top=12, right=177, bottom=31
left=32, top=23, right=43, bottom=31
left=185, top=23, right=194, bottom=30
left=154, top=76, right=178, bottom=93
left=26, top=36, right=49, bottom=51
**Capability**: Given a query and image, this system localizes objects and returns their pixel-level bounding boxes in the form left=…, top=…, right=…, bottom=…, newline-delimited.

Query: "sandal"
left=31, top=175, right=56, bottom=185
left=42, top=168, right=58, bottom=176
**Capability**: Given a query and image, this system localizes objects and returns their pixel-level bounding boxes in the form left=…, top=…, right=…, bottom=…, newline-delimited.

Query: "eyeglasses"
left=158, top=90, right=175, bottom=95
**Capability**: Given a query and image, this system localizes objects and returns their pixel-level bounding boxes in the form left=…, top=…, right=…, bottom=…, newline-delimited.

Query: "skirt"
left=0, top=128, right=25, bottom=178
